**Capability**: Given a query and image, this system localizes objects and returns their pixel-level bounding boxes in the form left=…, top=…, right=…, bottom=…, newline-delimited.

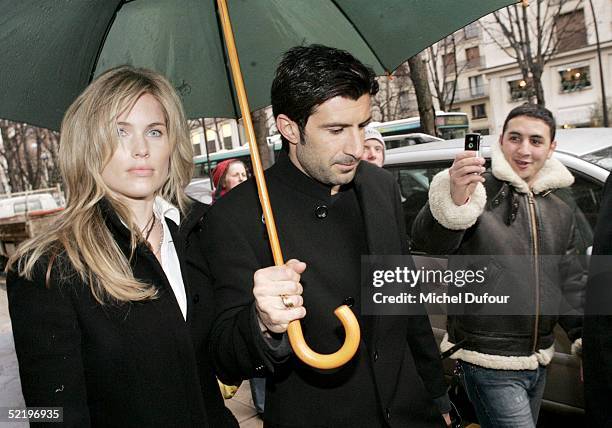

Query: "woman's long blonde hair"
left=8, top=66, right=194, bottom=303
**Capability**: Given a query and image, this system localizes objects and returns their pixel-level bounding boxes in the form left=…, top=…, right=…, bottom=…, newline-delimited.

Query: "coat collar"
left=273, top=151, right=341, bottom=202
left=491, top=140, right=574, bottom=194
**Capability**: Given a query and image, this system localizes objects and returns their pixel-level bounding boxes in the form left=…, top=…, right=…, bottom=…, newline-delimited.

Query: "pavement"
left=0, top=283, right=260, bottom=427
left=0, top=282, right=27, bottom=427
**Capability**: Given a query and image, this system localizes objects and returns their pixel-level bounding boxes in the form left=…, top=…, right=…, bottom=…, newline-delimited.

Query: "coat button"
left=374, top=351, right=379, bottom=362
left=386, top=408, right=391, bottom=420
left=343, top=296, right=355, bottom=308
left=314, top=205, right=328, bottom=219
left=192, top=294, right=200, bottom=303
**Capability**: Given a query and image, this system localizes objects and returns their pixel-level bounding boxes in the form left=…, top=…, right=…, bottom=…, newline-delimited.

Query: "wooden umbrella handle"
left=217, top=0, right=360, bottom=370
left=287, top=305, right=361, bottom=370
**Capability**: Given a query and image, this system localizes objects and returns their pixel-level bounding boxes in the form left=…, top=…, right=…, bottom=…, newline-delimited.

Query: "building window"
left=555, top=9, right=587, bottom=53
left=508, top=78, right=532, bottom=101
left=205, top=129, right=218, bottom=154
left=399, top=90, right=412, bottom=110
left=443, top=80, right=456, bottom=97
left=465, top=46, right=481, bottom=68
left=464, top=22, right=480, bottom=39
left=192, top=142, right=202, bottom=156
left=559, top=66, right=591, bottom=92
left=443, top=53, right=456, bottom=75
left=471, top=104, right=487, bottom=119
left=469, top=75, right=485, bottom=97
left=221, top=123, right=233, bottom=150
left=472, top=128, right=490, bottom=136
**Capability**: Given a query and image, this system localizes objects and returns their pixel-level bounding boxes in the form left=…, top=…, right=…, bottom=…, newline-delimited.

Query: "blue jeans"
left=460, top=361, right=547, bottom=428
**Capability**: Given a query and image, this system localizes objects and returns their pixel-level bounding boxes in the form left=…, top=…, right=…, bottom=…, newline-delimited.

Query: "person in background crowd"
left=412, top=103, right=585, bottom=428
left=361, top=125, right=386, bottom=167
left=203, top=44, right=452, bottom=427
left=6, top=66, right=237, bottom=427
left=212, top=158, right=248, bottom=202
left=584, top=171, right=612, bottom=427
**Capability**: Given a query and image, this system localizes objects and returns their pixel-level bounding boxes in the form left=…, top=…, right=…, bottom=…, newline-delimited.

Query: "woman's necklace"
left=141, top=214, right=163, bottom=256
left=152, top=218, right=164, bottom=256
left=142, top=214, right=156, bottom=240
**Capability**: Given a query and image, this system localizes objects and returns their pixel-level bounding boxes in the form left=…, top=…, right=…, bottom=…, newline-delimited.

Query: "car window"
left=581, top=147, right=612, bottom=171
left=385, top=137, right=417, bottom=150
left=13, top=200, right=43, bottom=214
left=386, top=162, right=451, bottom=237
left=564, top=170, right=602, bottom=252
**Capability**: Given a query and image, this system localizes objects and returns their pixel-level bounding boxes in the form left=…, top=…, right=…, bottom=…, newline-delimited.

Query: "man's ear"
left=276, top=114, right=301, bottom=146
left=548, top=140, right=557, bottom=159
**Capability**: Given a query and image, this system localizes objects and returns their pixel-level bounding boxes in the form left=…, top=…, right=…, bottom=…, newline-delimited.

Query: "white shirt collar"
left=153, top=196, right=180, bottom=225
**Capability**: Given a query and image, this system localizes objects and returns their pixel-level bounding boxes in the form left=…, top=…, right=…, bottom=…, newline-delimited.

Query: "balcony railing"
left=444, top=56, right=485, bottom=75
left=450, top=85, right=489, bottom=102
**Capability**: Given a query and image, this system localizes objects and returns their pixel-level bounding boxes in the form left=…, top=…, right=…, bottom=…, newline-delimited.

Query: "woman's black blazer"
left=7, top=200, right=237, bottom=427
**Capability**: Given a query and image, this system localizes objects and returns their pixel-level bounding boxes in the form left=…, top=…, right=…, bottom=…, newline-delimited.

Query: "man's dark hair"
left=502, top=103, right=556, bottom=141
left=271, top=44, right=379, bottom=150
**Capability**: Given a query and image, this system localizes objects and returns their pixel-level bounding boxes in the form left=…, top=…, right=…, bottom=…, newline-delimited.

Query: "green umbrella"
left=1, top=0, right=517, bottom=131
left=0, top=0, right=518, bottom=369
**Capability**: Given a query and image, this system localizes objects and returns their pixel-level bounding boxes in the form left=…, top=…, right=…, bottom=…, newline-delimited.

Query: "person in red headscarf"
left=211, top=158, right=248, bottom=202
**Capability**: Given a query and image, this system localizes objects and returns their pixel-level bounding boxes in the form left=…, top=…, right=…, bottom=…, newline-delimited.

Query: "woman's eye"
left=148, top=129, right=163, bottom=137
left=117, top=128, right=128, bottom=137
left=329, top=128, right=343, bottom=135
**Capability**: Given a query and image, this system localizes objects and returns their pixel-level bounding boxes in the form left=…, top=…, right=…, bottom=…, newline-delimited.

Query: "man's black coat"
left=203, top=153, right=448, bottom=428
left=8, top=201, right=237, bottom=428
left=584, top=172, right=612, bottom=427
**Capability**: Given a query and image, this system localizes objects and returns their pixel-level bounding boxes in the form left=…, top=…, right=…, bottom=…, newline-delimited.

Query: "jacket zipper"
left=527, top=192, right=540, bottom=353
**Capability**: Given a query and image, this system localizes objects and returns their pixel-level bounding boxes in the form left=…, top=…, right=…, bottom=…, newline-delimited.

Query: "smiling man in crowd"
left=412, top=103, right=585, bottom=428
left=202, top=44, right=451, bottom=427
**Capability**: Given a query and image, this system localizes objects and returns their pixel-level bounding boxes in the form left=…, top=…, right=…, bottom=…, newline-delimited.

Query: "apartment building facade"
left=427, top=0, right=612, bottom=136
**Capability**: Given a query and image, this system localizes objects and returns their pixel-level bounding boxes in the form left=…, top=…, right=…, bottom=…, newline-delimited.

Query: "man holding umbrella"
left=203, top=44, right=451, bottom=427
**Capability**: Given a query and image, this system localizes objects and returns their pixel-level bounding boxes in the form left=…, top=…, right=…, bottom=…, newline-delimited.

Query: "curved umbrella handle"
left=217, top=0, right=361, bottom=370
left=287, top=305, right=361, bottom=370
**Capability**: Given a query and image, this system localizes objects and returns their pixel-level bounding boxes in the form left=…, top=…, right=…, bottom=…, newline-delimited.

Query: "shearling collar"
left=491, top=141, right=574, bottom=194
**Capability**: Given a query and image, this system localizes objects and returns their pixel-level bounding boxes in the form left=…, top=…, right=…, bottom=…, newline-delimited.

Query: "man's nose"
left=517, top=139, right=531, bottom=155
left=346, top=129, right=364, bottom=158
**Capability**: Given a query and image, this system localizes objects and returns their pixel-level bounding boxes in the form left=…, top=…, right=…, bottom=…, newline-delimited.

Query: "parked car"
left=384, top=128, right=611, bottom=417
left=185, top=177, right=214, bottom=205
left=0, top=193, right=58, bottom=219
left=0, top=190, right=65, bottom=270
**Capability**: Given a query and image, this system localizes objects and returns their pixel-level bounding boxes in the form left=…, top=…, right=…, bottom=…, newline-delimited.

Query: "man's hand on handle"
left=254, top=259, right=307, bottom=334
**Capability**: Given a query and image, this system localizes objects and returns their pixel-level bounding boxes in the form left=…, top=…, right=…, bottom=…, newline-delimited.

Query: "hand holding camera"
left=449, top=133, right=486, bottom=206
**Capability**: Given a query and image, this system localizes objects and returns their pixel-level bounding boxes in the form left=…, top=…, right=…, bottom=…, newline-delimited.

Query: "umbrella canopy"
left=1, top=0, right=517, bottom=131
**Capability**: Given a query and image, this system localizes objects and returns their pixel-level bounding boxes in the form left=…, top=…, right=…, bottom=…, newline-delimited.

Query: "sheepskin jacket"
left=411, top=142, right=586, bottom=370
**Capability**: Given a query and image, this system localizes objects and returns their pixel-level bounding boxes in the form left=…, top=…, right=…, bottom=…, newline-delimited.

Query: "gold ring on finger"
left=280, top=294, right=294, bottom=309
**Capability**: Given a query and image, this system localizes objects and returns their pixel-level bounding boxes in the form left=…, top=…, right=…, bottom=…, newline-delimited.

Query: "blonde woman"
left=7, top=66, right=238, bottom=427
